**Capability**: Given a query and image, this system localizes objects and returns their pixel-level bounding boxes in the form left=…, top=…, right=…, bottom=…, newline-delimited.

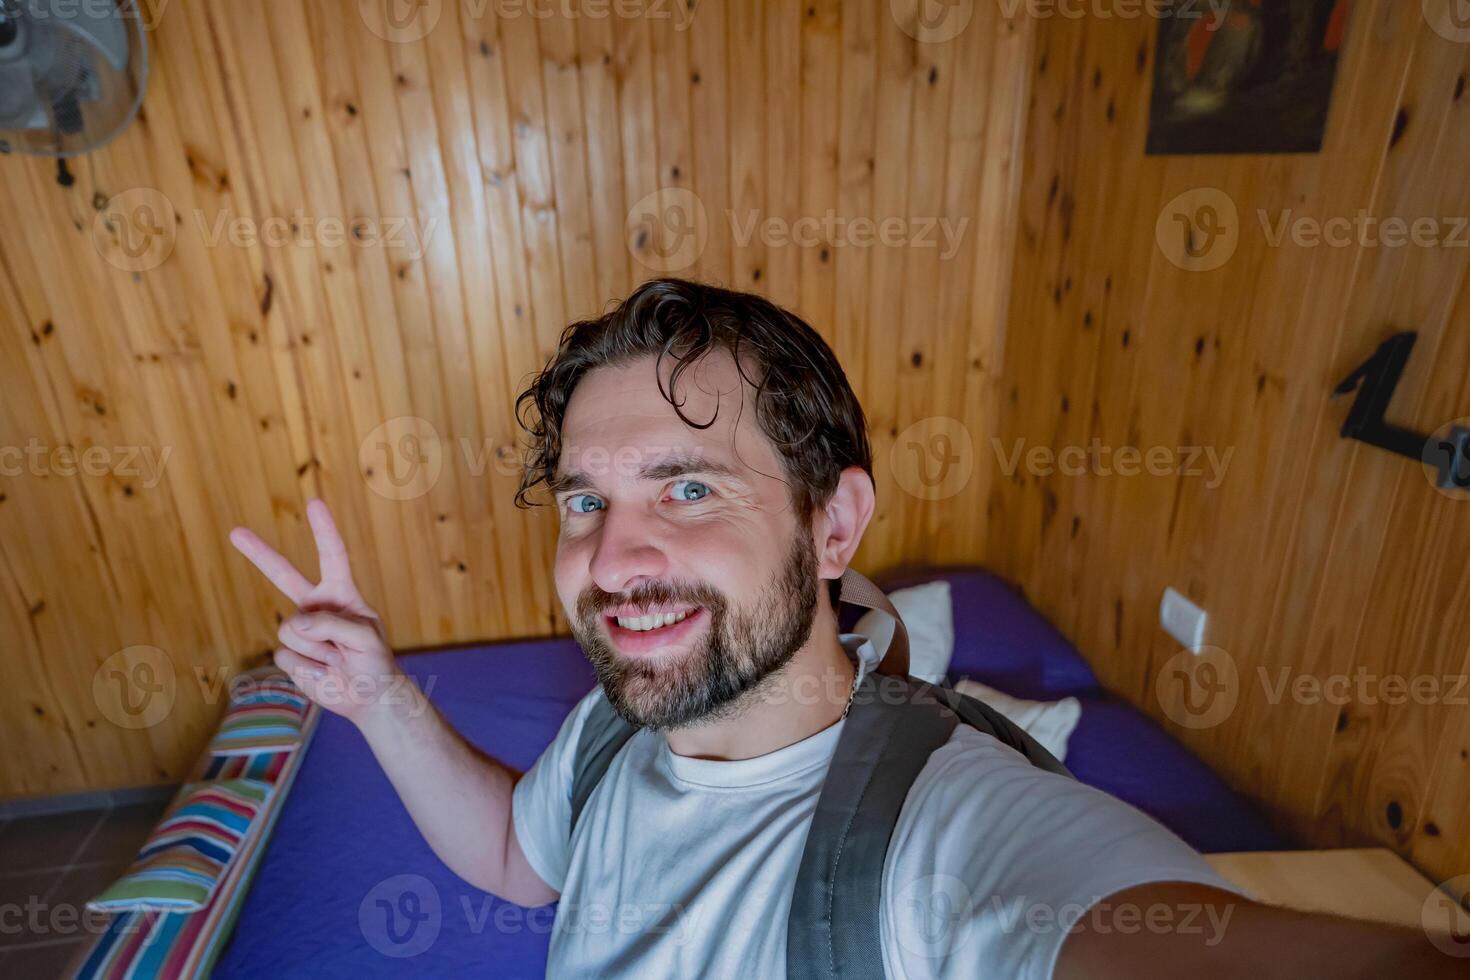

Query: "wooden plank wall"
left=990, top=0, right=1470, bottom=885
left=0, top=0, right=1033, bottom=797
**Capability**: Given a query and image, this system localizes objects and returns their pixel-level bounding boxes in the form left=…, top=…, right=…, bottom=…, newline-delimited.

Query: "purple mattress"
left=213, top=569, right=1287, bottom=978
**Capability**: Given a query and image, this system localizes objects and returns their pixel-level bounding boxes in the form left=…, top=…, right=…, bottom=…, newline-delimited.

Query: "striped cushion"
left=208, top=667, right=310, bottom=755
left=71, top=709, right=320, bottom=979
left=228, top=663, right=301, bottom=704
left=87, top=778, right=273, bottom=912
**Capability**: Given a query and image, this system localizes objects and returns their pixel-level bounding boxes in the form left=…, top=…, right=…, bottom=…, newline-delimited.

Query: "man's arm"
left=353, top=683, right=559, bottom=909
left=228, top=499, right=558, bottom=909
left=1054, top=881, right=1464, bottom=979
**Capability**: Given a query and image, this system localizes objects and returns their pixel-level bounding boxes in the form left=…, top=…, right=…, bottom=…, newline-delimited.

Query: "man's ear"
left=815, top=466, right=876, bottom=583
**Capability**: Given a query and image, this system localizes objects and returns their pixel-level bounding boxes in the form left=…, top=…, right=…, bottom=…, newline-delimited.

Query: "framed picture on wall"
left=1146, top=0, right=1350, bottom=155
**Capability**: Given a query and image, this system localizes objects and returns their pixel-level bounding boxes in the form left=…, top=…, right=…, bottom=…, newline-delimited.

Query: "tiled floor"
left=0, top=800, right=169, bottom=979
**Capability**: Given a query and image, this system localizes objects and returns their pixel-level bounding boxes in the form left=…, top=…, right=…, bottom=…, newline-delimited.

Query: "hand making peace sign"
left=228, top=498, right=407, bottom=724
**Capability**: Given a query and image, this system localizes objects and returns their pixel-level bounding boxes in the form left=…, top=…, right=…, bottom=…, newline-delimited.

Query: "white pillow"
left=953, top=678, right=1082, bottom=763
left=853, top=580, right=953, bottom=684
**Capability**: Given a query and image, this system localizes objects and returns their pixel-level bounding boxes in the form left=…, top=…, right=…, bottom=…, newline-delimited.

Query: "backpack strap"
left=786, top=672, right=959, bottom=980
left=938, top=684, right=1073, bottom=778
left=839, top=568, right=909, bottom=678
left=570, top=692, right=637, bottom=835
left=786, top=674, right=1074, bottom=980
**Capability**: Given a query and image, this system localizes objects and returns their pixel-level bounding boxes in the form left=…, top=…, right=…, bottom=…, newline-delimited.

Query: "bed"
left=73, top=567, right=1290, bottom=978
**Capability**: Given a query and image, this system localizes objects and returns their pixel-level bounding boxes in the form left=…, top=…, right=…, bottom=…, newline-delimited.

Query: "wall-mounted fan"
left=0, top=0, right=148, bottom=157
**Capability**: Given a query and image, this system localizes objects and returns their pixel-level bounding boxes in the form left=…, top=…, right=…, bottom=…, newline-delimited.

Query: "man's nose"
left=587, top=507, right=669, bottom=596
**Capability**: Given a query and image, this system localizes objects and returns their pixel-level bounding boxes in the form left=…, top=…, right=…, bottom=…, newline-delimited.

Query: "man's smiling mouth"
left=601, top=606, right=709, bottom=652
left=612, top=608, right=695, bottom=632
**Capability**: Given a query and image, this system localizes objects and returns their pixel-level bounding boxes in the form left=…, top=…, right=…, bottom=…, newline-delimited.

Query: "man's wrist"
left=353, top=671, right=429, bottom=739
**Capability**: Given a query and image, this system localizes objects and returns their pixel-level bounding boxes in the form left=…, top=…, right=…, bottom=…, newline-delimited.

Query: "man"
left=230, top=279, right=1459, bottom=977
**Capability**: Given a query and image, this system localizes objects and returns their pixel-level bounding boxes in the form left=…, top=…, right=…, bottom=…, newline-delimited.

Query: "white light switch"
left=1160, top=588, right=1209, bottom=652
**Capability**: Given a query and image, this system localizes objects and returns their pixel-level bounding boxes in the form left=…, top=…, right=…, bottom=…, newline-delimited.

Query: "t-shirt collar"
left=657, top=632, right=876, bottom=788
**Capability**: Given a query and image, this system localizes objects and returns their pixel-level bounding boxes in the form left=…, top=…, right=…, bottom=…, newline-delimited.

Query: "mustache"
left=576, top=579, right=727, bottom=622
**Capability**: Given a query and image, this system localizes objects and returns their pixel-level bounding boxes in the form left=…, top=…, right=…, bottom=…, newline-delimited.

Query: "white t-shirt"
left=512, top=634, right=1240, bottom=978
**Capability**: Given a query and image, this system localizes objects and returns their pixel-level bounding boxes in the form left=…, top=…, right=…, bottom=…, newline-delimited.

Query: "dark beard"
left=571, top=530, right=820, bottom=731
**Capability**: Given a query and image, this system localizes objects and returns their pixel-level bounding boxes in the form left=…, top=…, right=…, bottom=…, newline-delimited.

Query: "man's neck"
left=664, top=604, right=858, bottom=761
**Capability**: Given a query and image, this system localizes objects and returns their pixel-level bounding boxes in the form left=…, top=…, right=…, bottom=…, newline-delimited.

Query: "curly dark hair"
left=514, top=278, right=873, bottom=607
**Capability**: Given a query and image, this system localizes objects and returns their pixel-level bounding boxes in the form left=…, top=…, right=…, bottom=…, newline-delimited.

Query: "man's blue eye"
left=566, top=494, right=603, bottom=514
left=670, top=480, right=711, bottom=502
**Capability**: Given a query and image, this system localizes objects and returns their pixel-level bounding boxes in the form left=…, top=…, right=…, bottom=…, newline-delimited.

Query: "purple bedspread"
left=214, top=569, right=1286, bottom=977
left=214, top=638, right=595, bottom=979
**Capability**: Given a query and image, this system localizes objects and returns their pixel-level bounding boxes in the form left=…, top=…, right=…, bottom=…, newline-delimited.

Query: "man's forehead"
left=555, top=351, right=771, bottom=485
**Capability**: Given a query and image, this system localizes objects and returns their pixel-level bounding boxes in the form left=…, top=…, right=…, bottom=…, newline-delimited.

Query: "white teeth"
left=615, top=609, right=692, bottom=632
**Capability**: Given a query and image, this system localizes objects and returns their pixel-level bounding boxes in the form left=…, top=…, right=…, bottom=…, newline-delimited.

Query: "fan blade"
left=0, top=57, right=46, bottom=130
left=25, top=0, right=128, bottom=70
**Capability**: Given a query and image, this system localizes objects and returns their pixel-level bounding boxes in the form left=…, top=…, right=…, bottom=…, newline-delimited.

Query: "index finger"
left=229, top=526, right=314, bottom=607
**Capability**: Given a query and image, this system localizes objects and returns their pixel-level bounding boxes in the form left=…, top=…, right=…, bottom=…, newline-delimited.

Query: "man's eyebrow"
left=640, top=454, right=745, bottom=483
left=548, top=453, right=747, bottom=496
left=546, top=470, right=596, bottom=496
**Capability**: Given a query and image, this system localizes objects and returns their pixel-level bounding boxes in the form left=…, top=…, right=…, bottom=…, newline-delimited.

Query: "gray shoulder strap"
left=786, top=672, right=960, bottom=980
left=941, top=684, right=1072, bottom=778
left=786, top=675, right=1074, bottom=980
left=569, top=692, right=637, bottom=834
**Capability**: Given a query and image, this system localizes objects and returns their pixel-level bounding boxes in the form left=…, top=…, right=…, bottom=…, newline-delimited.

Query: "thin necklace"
left=839, top=660, right=862, bottom=721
